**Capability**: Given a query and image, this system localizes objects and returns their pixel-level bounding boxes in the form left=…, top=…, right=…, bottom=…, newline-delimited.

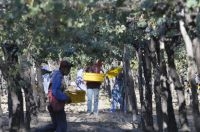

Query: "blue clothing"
left=87, top=88, right=100, bottom=114
left=110, top=75, right=123, bottom=112
left=51, top=70, right=68, bottom=102
left=110, top=83, right=121, bottom=112
left=35, top=105, right=67, bottom=132
left=36, top=70, right=69, bottom=132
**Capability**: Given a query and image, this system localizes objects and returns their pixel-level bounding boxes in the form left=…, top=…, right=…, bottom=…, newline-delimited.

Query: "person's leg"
left=48, top=105, right=57, bottom=127
left=35, top=105, right=56, bottom=132
left=93, top=88, right=100, bottom=114
left=110, top=99, right=117, bottom=112
left=111, top=89, right=118, bottom=112
left=120, top=93, right=125, bottom=111
left=111, top=98, right=117, bottom=112
left=87, top=88, right=93, bottom=113
left=35, top=124, right=55, bottom=132
left=55, top=109, right=67, bottom=132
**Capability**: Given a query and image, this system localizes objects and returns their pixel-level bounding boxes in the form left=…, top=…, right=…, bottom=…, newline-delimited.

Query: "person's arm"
left=51, top=72, right=69, bottom=102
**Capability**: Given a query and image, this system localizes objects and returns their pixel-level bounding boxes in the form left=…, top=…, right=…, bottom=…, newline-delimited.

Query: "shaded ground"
left=30, top=89, right=141, bottom=132
left=31, top=110, right=140, bottom=132
left=0, top=89, right=197, bottom=132
left=1, top=90, right=141, bottom=132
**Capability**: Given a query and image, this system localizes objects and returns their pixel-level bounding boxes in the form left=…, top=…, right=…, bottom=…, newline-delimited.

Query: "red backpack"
left=48, top=83, right=65, bottom=112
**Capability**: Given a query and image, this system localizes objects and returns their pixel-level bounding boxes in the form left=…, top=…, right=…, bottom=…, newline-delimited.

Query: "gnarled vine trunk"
left=7, top=65, right=25, bottom=131
left=149, top=37, right=163, bottom=132
left=180, top=20, right=200, bottom=131
left=142, top=42, right=154, bottom=132
left=19, top=55, right=38, bottom=129
left=123, top=45, right=138, bottom=122
left=165, top=39, right=189, bottom=131
left=0, top=71, right=3, bottom=115
left=136, top=46, right=146, bottom=130
left=159, top=39, right=178, bottom=132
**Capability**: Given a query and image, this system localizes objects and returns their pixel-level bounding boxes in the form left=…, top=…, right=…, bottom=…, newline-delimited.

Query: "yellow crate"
left=65, top=90, right=86, bottom=103
left=106, top=67, right=122, bottom=78
left=83, top=72, right=105, bottom=82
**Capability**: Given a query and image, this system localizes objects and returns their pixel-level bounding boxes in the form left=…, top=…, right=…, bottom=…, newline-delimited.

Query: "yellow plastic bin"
left=106, top=67, right=122, bottom=78
left=65, top=90, right=86, bottom=103
left=83, top=72, right=105, bottom=82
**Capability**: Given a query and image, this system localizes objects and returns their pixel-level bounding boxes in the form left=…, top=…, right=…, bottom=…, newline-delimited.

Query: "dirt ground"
left=30, top=90, right=140, bottom=132
left=30, top=109, right=138, bottom=132
left=0, top=89, right=197, bottom=132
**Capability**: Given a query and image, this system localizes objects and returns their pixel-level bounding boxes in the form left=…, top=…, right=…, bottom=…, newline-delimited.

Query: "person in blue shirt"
left=110, top=72, right=123, bottom=112
left=36, top=60, right=73, bottom=132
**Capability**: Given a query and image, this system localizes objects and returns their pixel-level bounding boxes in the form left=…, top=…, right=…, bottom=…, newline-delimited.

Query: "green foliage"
left=186, top=0, right=200, bottom=8
left=196, top=14, right=200, bottom=35
left=137, top=21, right=147, bottom=29
left=0, top=0, right=190, bottom=77
left=174, top=44, right=187, bottom=74
left=140, top=0, right=154, bottom=11
left=116, top=0, right=125, bottom=7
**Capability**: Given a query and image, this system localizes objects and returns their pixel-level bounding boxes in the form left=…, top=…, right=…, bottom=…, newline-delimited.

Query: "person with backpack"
left=36, top=60, right=73, bottom=132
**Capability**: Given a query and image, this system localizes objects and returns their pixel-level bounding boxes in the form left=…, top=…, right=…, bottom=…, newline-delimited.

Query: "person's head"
left=59, top=60, right=73, bottom=75
left=96, top=59, right=102, bottom=66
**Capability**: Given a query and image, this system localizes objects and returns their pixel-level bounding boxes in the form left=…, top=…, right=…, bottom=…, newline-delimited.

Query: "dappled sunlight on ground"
left=0, top=88, right=198, bottom=132
left=32, top=110, right=136, bottom=132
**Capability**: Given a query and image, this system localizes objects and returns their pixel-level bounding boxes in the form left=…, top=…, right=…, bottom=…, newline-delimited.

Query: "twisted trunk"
left=142, top=42, right=154, bottom=132
left=180, top=20, right=200, bottom=131
left=165, top=40, right=189, bottom=131
left=149, top=38, right=163, bottom=132
left=136, top=47, right=146, bottom=130
left=19, top=56, right=38, bottom=129
left=35, top=63, right=47, bottom=112
left=123, top=45, right=138, bottom=121
left=159, top=39, right=178, bottom=132
left=0, top=71, right=3, bottom=115
left=7, top=66, right=25, bottom=132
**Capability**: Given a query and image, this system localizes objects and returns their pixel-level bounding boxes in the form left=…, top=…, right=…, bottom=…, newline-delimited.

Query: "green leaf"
left=186, top=0, right=199, bottom=8
left=137, top=21, right=147, bottom=29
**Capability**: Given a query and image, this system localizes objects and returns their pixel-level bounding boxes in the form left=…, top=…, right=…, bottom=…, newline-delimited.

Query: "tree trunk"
left=0, top=71, right=3, bottom=115
left=149, top=38, right=163, bottom=132
left=7, top=67, right=25, bottom=132
left=136, top=47, right=146, bottom=130
left=0, top=93, right=2, bottom=116
left=0, top=46, right=26, bottom=132
left=128, top=72, right=138, bottom=115
left=19, top=55, right=38, bottom=130
left=193, top=38, right=200, bottom=74
left=159, top=39, right=178, bottom=132
left=142, top=42, right=154, bottom=132
left=180, top=20, right=200, bottom=131
left=123, top=45, right=138, bottom=121
left=165, top=40, right=189, bottom=131
left=30, top=64, right=39, bottom=112
left=35, top=63, right=47, bottom=112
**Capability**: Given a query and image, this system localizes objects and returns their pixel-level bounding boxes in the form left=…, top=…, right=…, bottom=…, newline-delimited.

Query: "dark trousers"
left=36, top=105, right=67, bottom=132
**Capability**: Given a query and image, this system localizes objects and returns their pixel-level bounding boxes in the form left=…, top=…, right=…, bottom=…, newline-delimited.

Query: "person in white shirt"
left=76, top=68, right=86, bottom=91
left=195, top=74, right=200, bottom=84
left=41, top=65, right=52, bottom=94
left=42, top=74, right=51, bottom=94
